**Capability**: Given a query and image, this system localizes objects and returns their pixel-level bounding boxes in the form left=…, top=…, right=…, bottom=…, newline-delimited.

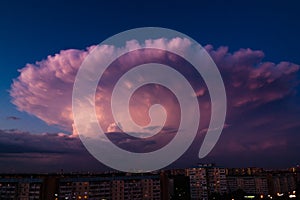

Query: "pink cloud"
left=11, top=48, right=90, bottom=132
left=205, top=45, right=299, bottom=109
left=10, top=39, right=300, bottom=159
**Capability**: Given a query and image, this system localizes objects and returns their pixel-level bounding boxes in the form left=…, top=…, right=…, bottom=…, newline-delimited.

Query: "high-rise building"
left=267, top=172, right=297, bottom=195
left=58, top=174, right=161, bottom=200
left=227, top=176, right=268, bottom=195
left=185, top=163, right=227, bottom=200
left=0, top=177, right=43, bottom=199
left=0, top=165, right=298, bottom=199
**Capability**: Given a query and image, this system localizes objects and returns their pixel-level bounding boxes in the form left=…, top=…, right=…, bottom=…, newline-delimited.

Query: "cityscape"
left=0, top=163, right=299, bottom=200
left=1, top=1, right=300, bottom=200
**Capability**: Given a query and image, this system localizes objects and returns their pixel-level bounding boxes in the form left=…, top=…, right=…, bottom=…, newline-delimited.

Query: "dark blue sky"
left=0, top=0, right=300, bottom=172
left=1, top=0, right=300, bottom=132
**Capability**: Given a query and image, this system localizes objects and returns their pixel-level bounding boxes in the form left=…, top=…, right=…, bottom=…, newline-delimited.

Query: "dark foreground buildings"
left=0, top=164, right=299, bottom=200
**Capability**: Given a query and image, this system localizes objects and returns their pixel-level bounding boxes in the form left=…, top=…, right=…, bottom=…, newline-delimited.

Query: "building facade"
left=186, top=164, right=227, bottom=200
left=0, top=177, right=43, bottom=199
left=58, top=174, right=161, bottom=200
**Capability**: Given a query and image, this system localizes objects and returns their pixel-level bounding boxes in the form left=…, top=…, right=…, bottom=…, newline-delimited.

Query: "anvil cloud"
left=9, top=38, right=300, bottom=170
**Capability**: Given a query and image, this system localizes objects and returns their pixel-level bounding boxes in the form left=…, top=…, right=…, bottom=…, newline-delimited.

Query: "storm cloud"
left=9, top=38, right=300, bottom=169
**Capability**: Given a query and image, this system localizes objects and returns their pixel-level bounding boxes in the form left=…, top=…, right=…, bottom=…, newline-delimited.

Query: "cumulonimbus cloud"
left=206, top=45, right=299, bottom=109
left=10, top=38, right=300, bottom=148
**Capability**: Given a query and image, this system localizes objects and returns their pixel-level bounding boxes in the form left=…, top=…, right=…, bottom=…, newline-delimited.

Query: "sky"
left=0, top=0, right=300, bottom=172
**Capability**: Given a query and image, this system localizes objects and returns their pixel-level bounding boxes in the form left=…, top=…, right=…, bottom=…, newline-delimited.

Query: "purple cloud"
left=0, top=129, right=107, bottom=172
left=9, top=38, right=300, bottom=169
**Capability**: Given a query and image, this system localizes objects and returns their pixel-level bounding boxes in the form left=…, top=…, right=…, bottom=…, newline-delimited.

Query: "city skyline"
left=0, top=0, right=300, bottom=172
left=0, top=164, right=299, bottom=199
